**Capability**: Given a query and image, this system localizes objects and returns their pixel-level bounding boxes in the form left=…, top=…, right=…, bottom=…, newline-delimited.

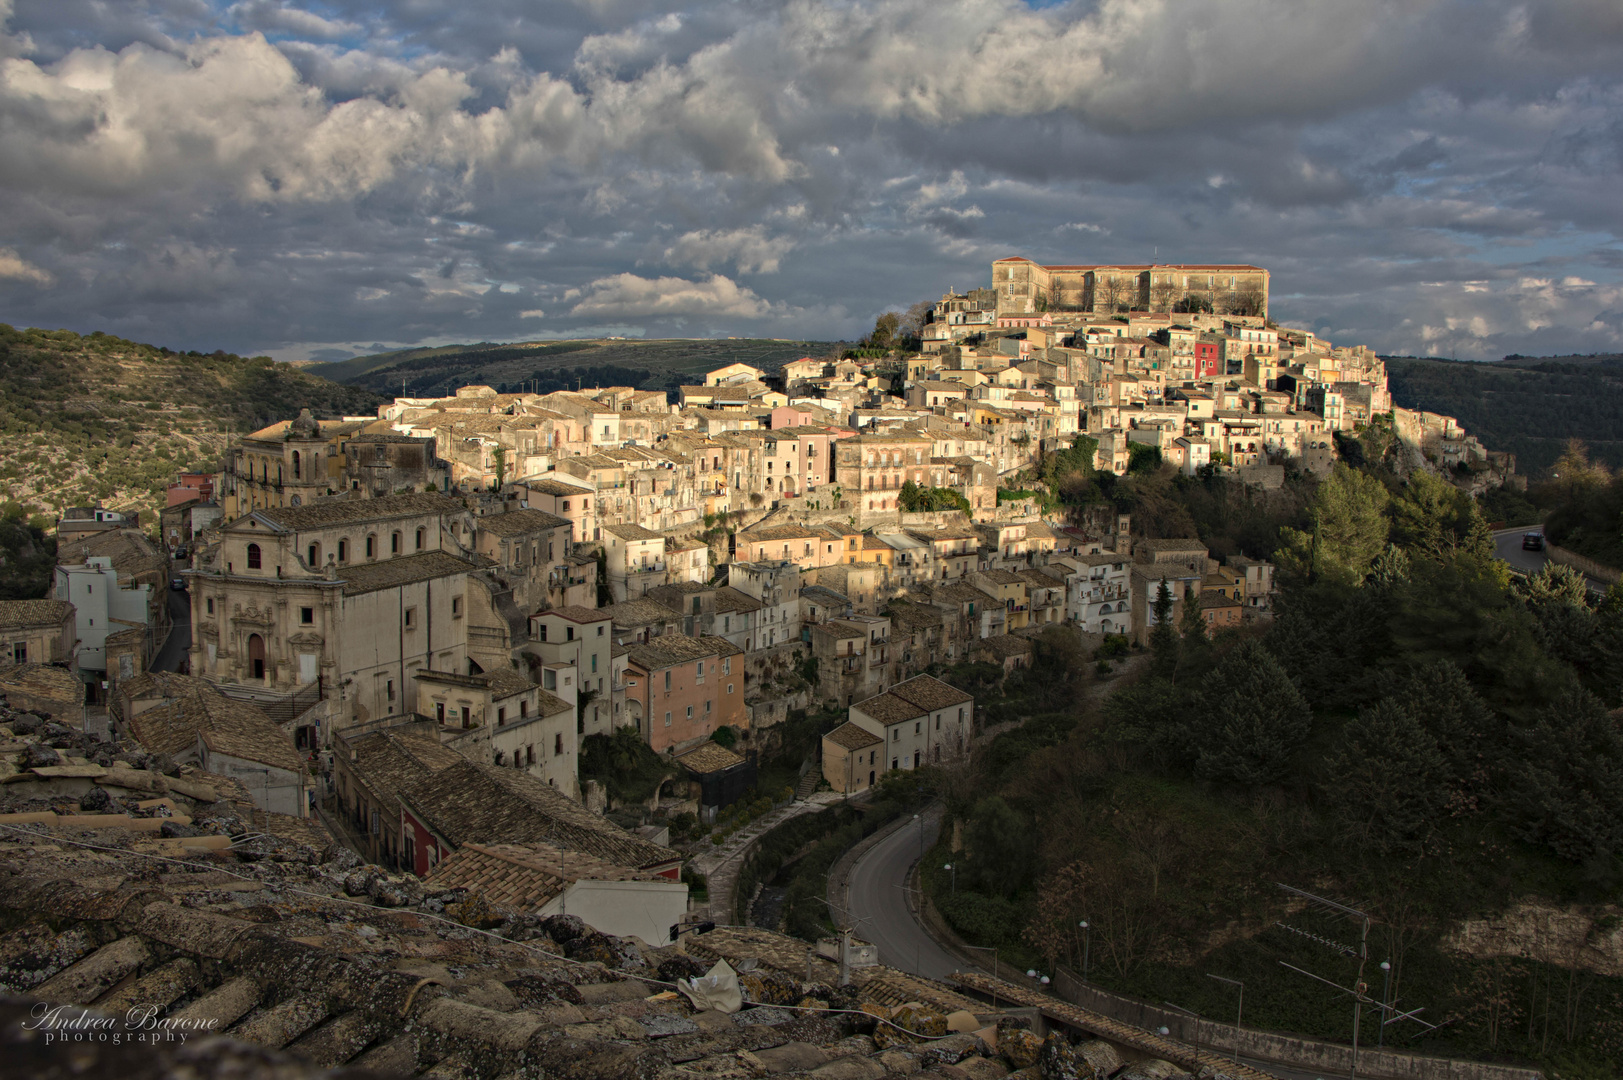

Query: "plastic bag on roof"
left=677, top=958, right=743, bottom=1014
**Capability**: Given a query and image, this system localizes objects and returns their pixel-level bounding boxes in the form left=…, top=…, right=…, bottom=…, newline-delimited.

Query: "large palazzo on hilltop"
left=992, top=256, right=1270, bottom=317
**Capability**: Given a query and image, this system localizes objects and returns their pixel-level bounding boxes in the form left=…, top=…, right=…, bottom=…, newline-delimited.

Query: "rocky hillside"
left=0, top=324, right=384, bottom=527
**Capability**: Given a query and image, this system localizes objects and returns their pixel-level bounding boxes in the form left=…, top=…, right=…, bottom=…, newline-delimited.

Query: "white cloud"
left=520, top=308, right=547, bottom=318
left=0, top=246, right=51, bottom=285
left=228, top=2, right=363, bottom=41
left=568, top=273, right=774, bottom=317
left=659, top=226, right=794, bottom=274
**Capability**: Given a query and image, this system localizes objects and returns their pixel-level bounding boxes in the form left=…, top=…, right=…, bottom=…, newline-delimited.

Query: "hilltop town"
left=0, top=258, right=1548, bottom=1078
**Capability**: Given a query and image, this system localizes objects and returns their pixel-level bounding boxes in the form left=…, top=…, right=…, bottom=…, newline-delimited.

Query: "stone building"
left=847, top=673, right=974, bottom=773
left=413, top=668, right=578, bottom=796
left=186, top=492, right=515, bottom=746
left=991, top=256, right=1269, bottom=317
left=0, top=599, right=75, bottom=667
left=220, top=410, right=447, bottom=518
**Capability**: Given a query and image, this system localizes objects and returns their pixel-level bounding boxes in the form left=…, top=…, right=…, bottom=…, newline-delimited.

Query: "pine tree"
left=1193, top=640, right=1313, bottom=787
left=1321, top=699, right=1449, bottom=855
left=1504, top=685, right=1623, bottom=867
left=1276, top=464, right=1390, bottom=586
left=1391, top=661, right=1497, bottom=801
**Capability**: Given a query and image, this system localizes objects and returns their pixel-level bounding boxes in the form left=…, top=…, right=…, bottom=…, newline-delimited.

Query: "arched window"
left=307, top=543, right=319, bottom=567
left=246, top=543, right=262, bottom=570
left=338, top=539, right=348, bottom=562
left=292, top=451, right=301, bottom=479
left=415, top=528, right=425, bottom=550
left=391, top=532, right=401, bottom=555
left=365, top=535, right=376, bottom=559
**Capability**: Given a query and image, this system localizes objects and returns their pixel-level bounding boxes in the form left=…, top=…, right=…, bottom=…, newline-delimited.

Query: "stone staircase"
left=794, top=765, right=822, bottom=800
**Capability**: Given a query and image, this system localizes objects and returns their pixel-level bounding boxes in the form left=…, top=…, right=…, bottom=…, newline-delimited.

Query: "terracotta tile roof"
left=0, top=663, right=82, bottom=709
left=339, top=551, right=478, bottom=595
left=889, top=674, right=973, bottom=712
left=406, top=760, right=676, bottom=870
left=1137, top=538, right=1208, bottom=552
left=128, top=683, right=303, bottom=773
left=425, top=841, right=663, bottom=911
left=476, top=508, right=571, bottom=536
left=252, top=492, right=464, bottom=531
left=675, top=741, right=747, bottom=774
left=824, top=721, right=882, bottom=751
left=737, top=523, right=820, bottom=542
left=0, top=600, right=73, bottom=629
left=714, top=587, right=762, bottom=614
left=522, top=477, right=594, bottom=496
left=625, top=634, right=731, bottom=670
left=601, top=598, right=682, bottom=627
left=602, top=523, right=663, bottom=541
left=541, top=604, right=611, bottom=623
left=971, top=634, right=1034, bottom=660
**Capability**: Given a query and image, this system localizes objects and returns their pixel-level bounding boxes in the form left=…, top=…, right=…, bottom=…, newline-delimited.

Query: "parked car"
left=170, top=577, right=186, bottom=591
left=1522, top=532, right=1544, bottom=551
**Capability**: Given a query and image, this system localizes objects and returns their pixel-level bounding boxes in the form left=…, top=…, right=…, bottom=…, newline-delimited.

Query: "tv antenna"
left=1273, top=883, right=1440, bottom=1078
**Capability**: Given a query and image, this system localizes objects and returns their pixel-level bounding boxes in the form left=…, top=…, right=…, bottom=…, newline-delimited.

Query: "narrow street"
left=150, top=585, right=191, bottom=673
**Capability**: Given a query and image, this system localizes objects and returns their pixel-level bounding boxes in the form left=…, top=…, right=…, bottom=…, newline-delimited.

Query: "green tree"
left=1366, top=542, right=1411, bottom=592
left=962, top=796, right=1037, bottom=898
left=1149, top=579, right=1178, bottom=677
left=1193, top=640, right=1313, bottom=787
left=1389, top=661, right=1498, bottom=804
left=1275, top=464, right=1390, bottom=587
left=1503, top=685, right=1623, bottom=871
left=1179, top=584, right=1205, bottom=640
left=1321, top=699, right=1449, bottom=855
left=491, top=444, right=506, bottom=490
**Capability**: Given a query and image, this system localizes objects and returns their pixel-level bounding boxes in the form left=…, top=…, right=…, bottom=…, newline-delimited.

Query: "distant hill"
left=0, top=324, right=384, bottom=527
left=316, top=338, right=840, bottom=399
left=1383, top=355, right=1623, bottom=475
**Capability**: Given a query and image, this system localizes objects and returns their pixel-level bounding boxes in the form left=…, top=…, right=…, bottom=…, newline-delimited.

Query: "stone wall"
left=1049, top=968, right=1543, bottom=1080
left=1545, top=542, right=1621, bottom=586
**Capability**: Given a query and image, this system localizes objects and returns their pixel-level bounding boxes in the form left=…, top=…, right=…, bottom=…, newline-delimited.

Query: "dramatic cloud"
left=0, top=0, right=1619, bottom=358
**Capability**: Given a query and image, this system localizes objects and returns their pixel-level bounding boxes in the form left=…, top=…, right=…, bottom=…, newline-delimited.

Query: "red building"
left=1195, top=341, right=1221, bottom=378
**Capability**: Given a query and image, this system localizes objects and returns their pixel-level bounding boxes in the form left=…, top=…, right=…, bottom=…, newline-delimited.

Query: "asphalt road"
left=151, top=586, right=191, bottom=673
left=846, top=803, right=985, bottom=981
left=1493, top=525, right=1607, bottom=593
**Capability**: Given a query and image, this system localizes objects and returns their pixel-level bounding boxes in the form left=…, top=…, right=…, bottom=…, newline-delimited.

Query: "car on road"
left=170, top=577, right=186, bottom=591
left=1522, top=532, right=1545, bottom=551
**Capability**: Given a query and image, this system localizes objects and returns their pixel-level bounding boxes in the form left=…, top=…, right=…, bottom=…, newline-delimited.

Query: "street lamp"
left=1206, top=974, right=1244, bottom=1062
left=913, top=813, right=923, bottom=862
left=943, top=862, right=956, bottom=894
left=1079, top=920, right=1091, bottom=982
left=1378, top=961, right=1392, bottom=1049
left=1027, top=969, right=1038, bottom=979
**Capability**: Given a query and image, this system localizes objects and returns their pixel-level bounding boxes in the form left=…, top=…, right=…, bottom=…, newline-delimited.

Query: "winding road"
left=1493, top=525, right=1608, bottom=593
left=845, top=802, right=984, bottom=981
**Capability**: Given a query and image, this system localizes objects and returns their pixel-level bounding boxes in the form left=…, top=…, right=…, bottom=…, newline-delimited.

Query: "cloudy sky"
left=1, top=0, right=1621, bottom=362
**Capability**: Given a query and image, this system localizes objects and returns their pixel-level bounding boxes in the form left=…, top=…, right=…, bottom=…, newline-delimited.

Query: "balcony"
left=630, top=562, right=668, bottom=575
